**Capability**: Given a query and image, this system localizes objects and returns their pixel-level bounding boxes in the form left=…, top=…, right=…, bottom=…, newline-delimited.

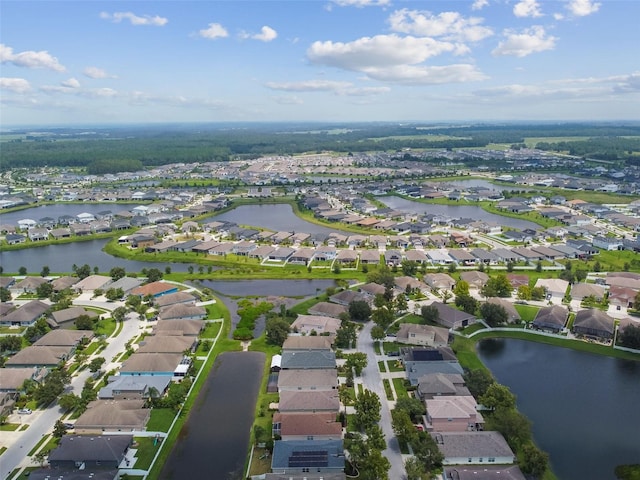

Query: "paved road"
left=357, top=322, right=406, bottom=480
left=0, top=310, right=144, bottom=480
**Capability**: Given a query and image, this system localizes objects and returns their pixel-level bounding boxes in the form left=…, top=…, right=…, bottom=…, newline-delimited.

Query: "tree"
left=619, top=324, right=640, bottom=349
left=455, top=294, right=478, bottom=315
left=420, top=305, right=439, bottom=324
left=19, top=266, right=27, bottom=275
left=453, top=280, right=469, bottom=297
left=371, top=306, right=394, bottom=329
left=405, top=456, right=426, bottom=480
left=481, top=274, right=513, bottom=298
left=346, top=352, right=368, bottom=376
left=53, top=419, right=68, bottom=438
left=265, top=317, right=290, bottom=346
left=353, top=389, right=381, bottom=431
left=531, top=286, right=546, bottom=301
left=536, top=260, right=543, bottom=272
left=366, top=265, right=395, bottom=289
left=575, top=269, right=588, bottom=282
left=441, top=290, right=452, bottom=304
left=517, top=285, right=532, bottom=300
left=480, top=302, right=509, bottom=327
left=40, top=265, right=50, bottom=277
left=365, top=424, right=386, bottom=451
left=371, top=325, right=386, bottom=341
left=357, top=447, right=390, bottom=480
left=480, top=383, right=516, bottom=411
left=394, top=397, right=425, bottom=422
left=520, top=443, right=549, bottom=477
left=0, top=336, right=21, bottom=353
left=349, top=300, right=372, bottom=322
left=32, top=450, right=48, bottom=467
left=0, top=287, right=11, bottom=302
left=401, top=260, right=418, bottom=276
left=36, top=282, right=53, bottom=298
left=105, top=288, right=124, bottom=301
left=335, top=320, right=357, bottom=349
left=145, top=268, right=163, bottom=283
left=464, top=369, right=495, bottom=398
left=395, top=294, right=408, bottom=313
left=392, top=409, right=418, bottom=445
left=112, top=306, right=128, bottom=322
left=58, top=392, right=80, bottom=412
left=88, top=357, right=106, bottom=373
left=75, top=314, right=96, bottom=331
left=76, top=264, right=91, bottom=279
left=109, top=266, right=126, bottom=281
left=412, top=430, right=444, bottom=473
left=126, top=294, right=142, bottom=309
left=506, top=261, right=515, bottom=272
left=165, top=266, right=172, bottom=275
left=488, top=408, right=531, bottom=450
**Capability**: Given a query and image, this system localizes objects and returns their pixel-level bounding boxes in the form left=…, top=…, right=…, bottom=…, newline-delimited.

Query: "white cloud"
left=308, top=34, right=460, bottom=71
left=513, top=0, right=543, bottom=18
left=363, top=64, right=487, bottom=84
left=388, top=9, right=493, bottom=42
left=198, top=23, right=229, bottom=40
left=567, top=0, right=601, bottom=16
left=472, top=0, right=489, bottom=10
left=0, top=77, right=31, bottom=94
left=0, top=43, right=65, bottom=72
left=241, top=26, right=278, bottom=42
left=83, top=66, right=117, bottom=79
left=61, top=78, right=80, bottom=88
left=265, top=79, right=390, bottom=96
left=492, top=26, right=556, bottom=57
left=331, top=0, right=391, bottom=7
left=100, top=11, right=168, bottom=26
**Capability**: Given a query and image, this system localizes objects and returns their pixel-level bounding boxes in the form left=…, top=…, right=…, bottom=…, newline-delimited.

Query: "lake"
left=477, top=339, right=640, bottom=480
left=380, top=195, right=539, bottom=230
left=0, top=239, right=195, bottom=273
left=159, top=351, right=265, bottom=480
left=444, top=179, right=531, bottom=192
left=202, top=203, right=341, bottom=235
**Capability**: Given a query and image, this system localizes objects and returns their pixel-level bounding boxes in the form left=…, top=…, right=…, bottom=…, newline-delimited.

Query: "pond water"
left=159, top=351, right=265, bottom=480
left=0, top=239, right=195, bottom=273
left=380, top=195, right=539, bottom=231
left=477, top=339, right=640, bottom=480
left=0, top=203, right=141, bottom=225
left=201, top=203, right=341, bottom=235
left=444, top=179, right=532, bottom=192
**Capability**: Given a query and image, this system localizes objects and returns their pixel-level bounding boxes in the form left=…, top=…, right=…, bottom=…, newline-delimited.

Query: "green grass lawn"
left=95, top=318, right=117, bottom=337
left=382, top=341, right=400, bottom=355
left=392, top=378, right=409, bottom=399
left=514, top=304, right=540, bottom=323
left=387, top=359, right=405, bottom=372
left=383, top=379, right=394, bottom=400
left=201, top=321, right=222, bottom=339
left=377, top=361, right=386, bottom=372
left=147, top=408, right=176, bottom=433
left=134, top=437, right=161, bottom=470
left=0, top=423, right=20, bottom=431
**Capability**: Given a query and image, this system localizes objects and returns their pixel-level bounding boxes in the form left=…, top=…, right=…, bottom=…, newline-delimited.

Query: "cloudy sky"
left=1, top=0, right=638, bottom=126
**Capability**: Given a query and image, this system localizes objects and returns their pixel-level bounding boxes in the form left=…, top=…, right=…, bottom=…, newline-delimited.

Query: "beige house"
left=396, top=324, right=449, bottom=347
left=425, top=396, right=484, bottom=432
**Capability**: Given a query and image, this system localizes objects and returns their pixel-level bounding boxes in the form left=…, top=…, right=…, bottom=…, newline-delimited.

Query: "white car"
left=17, top=408, right=32, bottom=414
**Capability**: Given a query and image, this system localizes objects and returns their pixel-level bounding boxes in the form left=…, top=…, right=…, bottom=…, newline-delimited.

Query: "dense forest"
left=2, top=122, right=639, bottom=172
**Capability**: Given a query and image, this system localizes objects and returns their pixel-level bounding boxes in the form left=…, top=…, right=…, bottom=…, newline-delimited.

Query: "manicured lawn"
left=0, top=423, right=20, bottom=431
left=206, top=303, right=226, bottom=319
left=378, top=361, right=386, bottom=372
left=95, top=318, right=117, bottom=337
left=392, top=378, right=409, bottom=399
left=374, top=342, right=381, bottom=355
left=387, top=360, right=405, bottom=372
left=15, top=467, right=39, bottom=480
left=382, top=341, right=400, bottom=355
left=83, top=340, right=102, bottom=356
left=134, top=437, right=161, bottom=470
left=201, top=321, right=222, bottom=339
left=514, top=304, right=540, bottom=323
left=0, top=446, right=6, bottom=455
left=383, top=379, right=393, bottom=400
left=147, top=408, right=176, bottom=433
left=461, top=323, right=485, bottom=335
left=248, top=447, right=273, bottom=476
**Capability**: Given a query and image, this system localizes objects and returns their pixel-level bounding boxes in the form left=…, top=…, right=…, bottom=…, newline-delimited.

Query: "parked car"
left=17, top=408, right=32, bottom=414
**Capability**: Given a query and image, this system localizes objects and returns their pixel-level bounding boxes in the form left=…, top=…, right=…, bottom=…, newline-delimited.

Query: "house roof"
left=108, top=276, right=143, bottom=293
left=159, top=303, right=206, bottom=320
left=5, top=345, right=71, bottom=366
left=153, top=319, right=204, bottom=336
left=570, top=283, right=606, bottom=300
left=396, top=323, right=449, bottom=345
left=573, top=309, right=615, bottom=335
left=426, top=396, right=481, bottom=422
left=271, top=439, right=344, bottom=470
left=48, top=435, right=133, bottom=463
left=433, top=431, right=514, bottom=460
left=1, top=300, right=49, bottom=324
left=307, top=302, right=348, bottom=318
left=281, top=350, right=336, bottom=369
left=277, top=369, right=338, bottom=389
left=460, top=270, right=489, bottom=288
left=74, top=400, right=149, bottom=430
left=535, top=278, right=570, bottom=296
left=50, top=276, right=79, bottom=291
left=33, top=329, right=93, bottom=346
left=417, top=373, right=469, bottom=397
left=263, top=474, right=346, bottom=480
left=273, top=412, right=342, bottom=437
left=486, top=298, right=521, bottom=322
left=282, top=336, right=333, bottom=351
left=28, top=469, right=118, bottom=480
left=533, top=305, right=568, bottom=329
left=73, top=275, right=112, bottom=291
left=50, top=307, right=98, bottom=325
left=290, top=315, right=341, bottom=335
left=431, top=302, right=477, bottom=328
left=131, top=281, right=177, bottom=297
left=120, top=353, right=184, bottom=373
left=155, top=291, right=197, bottom=308
left=136, top=335, right=195, bottom=354
left=424, top=273, right=456, bottom=289
left=444, top=466, right=526, bottom=480
left=0, top=367, right=39, bottom=390
left=358, top=282, right=386, bottom=296
left=14, top=277, right=49, bottom=290
left=98, top=375, right=171, bottom=399
left=278, top=390, right=340, bottom=412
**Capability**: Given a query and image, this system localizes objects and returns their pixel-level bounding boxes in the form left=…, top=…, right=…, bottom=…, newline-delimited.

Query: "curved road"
left=357, top=322, right=406, bottom=480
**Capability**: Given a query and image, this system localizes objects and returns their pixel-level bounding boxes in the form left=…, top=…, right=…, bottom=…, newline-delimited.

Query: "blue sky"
left=1, top=0, right=638, bottom=126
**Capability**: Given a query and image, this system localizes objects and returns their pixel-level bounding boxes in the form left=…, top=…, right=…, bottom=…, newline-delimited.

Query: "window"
left=489, top=457, right=496, bottom=463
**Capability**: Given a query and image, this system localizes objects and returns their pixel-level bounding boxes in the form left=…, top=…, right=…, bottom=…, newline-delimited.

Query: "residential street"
left=357, top=321, right=406, bottom=480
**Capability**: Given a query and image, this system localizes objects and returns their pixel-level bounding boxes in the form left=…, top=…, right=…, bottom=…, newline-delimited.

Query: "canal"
left=159, top=351, right=265, bottom=480
left=477, top=339, right=640, bottom=480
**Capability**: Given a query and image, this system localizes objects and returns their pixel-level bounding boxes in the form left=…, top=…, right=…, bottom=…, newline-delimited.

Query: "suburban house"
left=120, top=353, right=190, bottom=378
left=532, top=305, right=569, bottom=333
left=424, top=273, right=457, bottom=291
left=277, top=369, right=338, bottom=392
left=403, top=347, right=464, bottom=386
left=278, top=390, right=340, bottom=413
left=47, top=434, right=133, bottom=469
left=272, top=412, right=342, bottom=441
left=282, top=336, right=333, bottom=351
left=486, top=298, right=521, bottom=323
left=307, top=302, right=347, bottom=318
left=417, top=373, right=470, bottom=400
left=443, top=466, right=526, bottom=480
left=570, top=283, right=606, bottom=302
left=74, top=400, right=151, bottom=433
left=396, top=324, right=450, bottom=347
left=33, top=329, right=93, bottom=349
left=608, top=285, right=638, bottom=309
left=49, top=306, right=99, bottom=328
left=152, top=319, right=204, bottom=336
left=433, top=431, right=515, bottom=465
left=13, top=276, right=49, bottom=293
left=290, top=314, right=341, bottom=336
left=535, top=278, right=570, bottom=300
left=329, top=289, right=368, bottom=306
left=459, top=271, right=489, bottom=289
left=73, top=275, right=112, bottom=292
left=131, top=281, right=179, bottom=298
left=572, top=309, right=615, bottom=340
left=425, top=396, right=484, bottom=432
left=430, top=302, right=477, bottom=329
left=98, top=375, right=171, bottom=400
left=155, top=291, right=197, bottom=308
left=0, top=299, right=49, bottom=326
left=280, top=350, right=336, bottom=370
left=136, top=335, right=197, bottom=354
left=5, top=345, right=72, bottom=368
left=158, top=304, right=207, bottom=321
left=271, top=440, right=345, bottom=475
